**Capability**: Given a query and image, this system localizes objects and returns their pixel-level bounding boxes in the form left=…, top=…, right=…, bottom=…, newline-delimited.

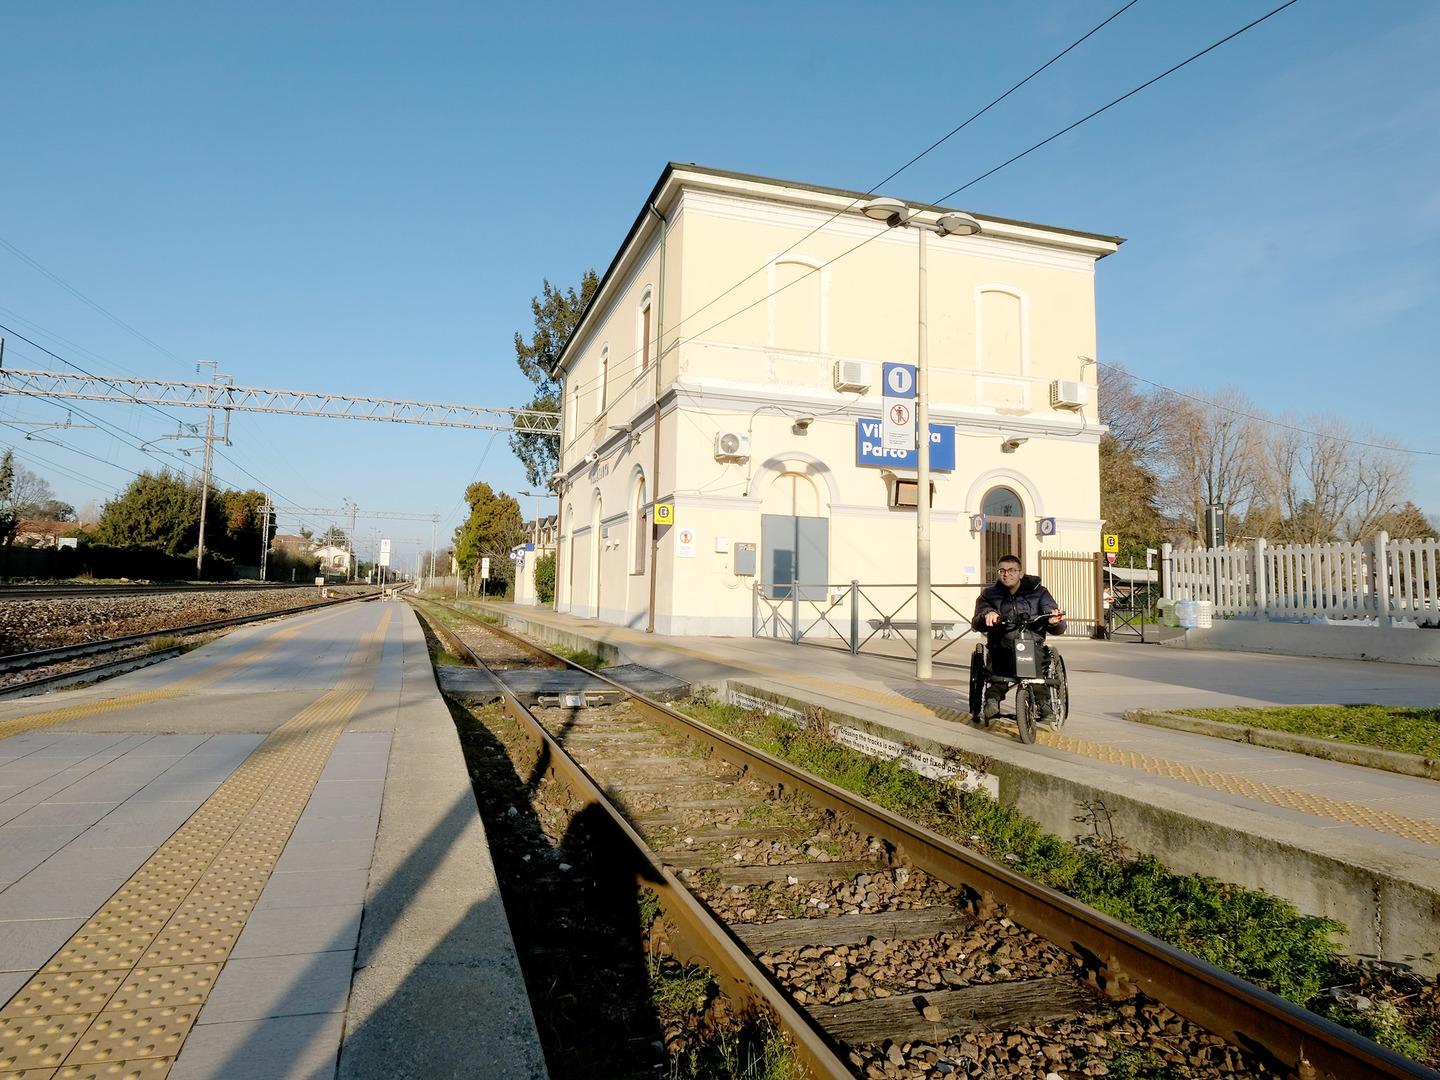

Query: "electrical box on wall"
left=833, top=360, right=871, bottom=392
left=733, top=542, right=756, bottom=576
left=1049, top=380, right=1087, bottom=409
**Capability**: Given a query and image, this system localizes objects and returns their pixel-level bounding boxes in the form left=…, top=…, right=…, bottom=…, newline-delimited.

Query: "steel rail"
left=426, top=599, right=1436, bottom=1080
left=410, top=600, right=852, bottom=1079
left=0, top=589, right=380, bottom=679
left=0, top=583, right=310, bottom=600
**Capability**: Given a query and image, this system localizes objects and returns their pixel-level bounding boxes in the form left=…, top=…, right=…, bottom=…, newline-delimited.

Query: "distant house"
left=14, top=520, right=86, bottom=548
left=312, top=544, right=351, bottom=575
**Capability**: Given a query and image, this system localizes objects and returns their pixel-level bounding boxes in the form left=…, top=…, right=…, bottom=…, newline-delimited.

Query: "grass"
left=553, top=645, right=609, bottom=669
left=676, top=698, right=1362, bottom=1019
left=1168, top=704, right=1440, bottom=759
left=144, top=635, right=198, bottom=655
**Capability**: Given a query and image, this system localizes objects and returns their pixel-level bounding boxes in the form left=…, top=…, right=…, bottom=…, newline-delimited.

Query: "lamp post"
left=859, top=198, right=982, bottom=680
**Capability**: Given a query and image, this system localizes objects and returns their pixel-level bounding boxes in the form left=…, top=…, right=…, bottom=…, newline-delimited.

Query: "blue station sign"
left=855, top=419, right=956, bottom=471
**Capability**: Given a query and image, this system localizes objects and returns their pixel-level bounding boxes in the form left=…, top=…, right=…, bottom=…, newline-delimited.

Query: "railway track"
left=0, top=588, right=380, bottom=697
left=0, top=581, right=312, bottom=600
left=413, top=598, right=1435, bottom=1080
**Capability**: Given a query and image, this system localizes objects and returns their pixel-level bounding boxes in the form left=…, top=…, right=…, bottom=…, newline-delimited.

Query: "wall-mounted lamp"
left=792, top=416, right=815, bottom=433
left=1001, top=437, right=1028, bottom=453
left=608, top=422, right=633, bottom=434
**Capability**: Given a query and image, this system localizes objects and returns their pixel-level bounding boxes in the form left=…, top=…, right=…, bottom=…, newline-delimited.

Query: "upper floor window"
left=768, top=257, right=823, bottom=354
left=977, top=288, right=1024, bottom=377
left=596, top=344, right=609, bottom=418
left=639, top=288, right=654, bottom=372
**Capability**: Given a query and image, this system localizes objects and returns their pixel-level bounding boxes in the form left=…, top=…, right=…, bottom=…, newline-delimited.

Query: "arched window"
left=977, top=288, right=1025, bottom=377
left=639, top=288, right=654, bottom=371
left=630, top=471, right=647, bottom=574
left=596, top=344, right=609, bottom=418
left=768, top=257, right=823, bottom=354
left=981, top=485, right=1025, bottom=580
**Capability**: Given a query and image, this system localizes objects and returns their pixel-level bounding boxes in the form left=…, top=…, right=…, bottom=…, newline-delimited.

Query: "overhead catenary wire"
left=556, top=0, right=1307, bottom=465
left=551, top=0, right=1148, bottom=414
left=1105, top=363, right=1440, bottom=457
left=0, top=236, right=186, bottom=368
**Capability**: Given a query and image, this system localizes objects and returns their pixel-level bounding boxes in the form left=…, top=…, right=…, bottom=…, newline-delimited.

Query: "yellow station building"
left=551, top=164, right=1121, bottom=636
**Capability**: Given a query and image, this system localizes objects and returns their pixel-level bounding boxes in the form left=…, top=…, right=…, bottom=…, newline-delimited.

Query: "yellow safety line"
left=0, top=605, right=354, bottom=740
left=1035, top=730, right=1440, bottom=847
left=0, top=609, right=393, bottom=1079
left=485, top=605, right=1440, bottom=848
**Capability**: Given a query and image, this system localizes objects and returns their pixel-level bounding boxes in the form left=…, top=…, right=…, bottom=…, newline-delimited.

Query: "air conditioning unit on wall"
left=714, top=431, right=751, bottom=461
left=1049, top=379, right=1088, bottom=409
left=833, top=360, right=871, bottom=392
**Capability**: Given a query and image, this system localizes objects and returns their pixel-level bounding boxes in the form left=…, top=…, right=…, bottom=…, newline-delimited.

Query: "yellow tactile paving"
left=1036, top=730, right=1440, bottom=847
left=0, top=608, right=393, bottom=1080
left=0, top=606, right=352, bottom=739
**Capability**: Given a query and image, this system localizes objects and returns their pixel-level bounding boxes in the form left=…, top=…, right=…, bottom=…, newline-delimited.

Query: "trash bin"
left=1175, top=599, right=1198, bottom=629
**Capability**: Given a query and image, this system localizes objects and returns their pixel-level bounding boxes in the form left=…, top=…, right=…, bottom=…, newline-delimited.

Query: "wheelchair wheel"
left=1052, top=652, right=1069, bottom=725
left=968, top=645, right=988, bottom=724
left=1015, top=685, right=1037, bottom=744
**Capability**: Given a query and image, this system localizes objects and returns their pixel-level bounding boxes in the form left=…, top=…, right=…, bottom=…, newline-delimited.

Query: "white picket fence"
left=1163, top=533, right=1439, bottom=624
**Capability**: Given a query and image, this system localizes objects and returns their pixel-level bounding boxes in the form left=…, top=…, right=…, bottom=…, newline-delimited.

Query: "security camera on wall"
left=584, top=451, right=600, bottom=465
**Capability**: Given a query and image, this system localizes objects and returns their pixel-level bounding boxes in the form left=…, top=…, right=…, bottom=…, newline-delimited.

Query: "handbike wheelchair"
left=967, top=611, right=1069, bottom=744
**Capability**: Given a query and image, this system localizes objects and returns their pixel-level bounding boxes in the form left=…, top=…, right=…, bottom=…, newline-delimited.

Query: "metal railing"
left=752, top=581, right=983, bottom=659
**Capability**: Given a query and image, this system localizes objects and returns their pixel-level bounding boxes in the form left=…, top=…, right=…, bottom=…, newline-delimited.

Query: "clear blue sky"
left=3, top=1, right=1437, bottom=568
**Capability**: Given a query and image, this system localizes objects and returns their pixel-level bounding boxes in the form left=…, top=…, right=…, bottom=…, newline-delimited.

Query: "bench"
left=868, top=618, right=959, bottom=640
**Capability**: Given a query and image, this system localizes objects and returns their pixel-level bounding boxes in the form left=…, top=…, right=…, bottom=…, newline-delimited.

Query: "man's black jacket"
left=971, top=574, right=1067, bottom=636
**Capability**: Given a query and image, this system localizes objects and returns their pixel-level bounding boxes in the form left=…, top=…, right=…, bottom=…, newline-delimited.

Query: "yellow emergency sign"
left=1102, top=533, right=1119, bottom=553
left=655, top=502, right=675, bottom=526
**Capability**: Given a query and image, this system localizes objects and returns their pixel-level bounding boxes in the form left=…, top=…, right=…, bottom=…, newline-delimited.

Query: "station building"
left=552, top=164, right=1121, bottom=636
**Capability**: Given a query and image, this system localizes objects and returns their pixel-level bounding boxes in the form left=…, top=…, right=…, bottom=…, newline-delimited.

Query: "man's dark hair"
left=997, top=554, right=1022, bottom=568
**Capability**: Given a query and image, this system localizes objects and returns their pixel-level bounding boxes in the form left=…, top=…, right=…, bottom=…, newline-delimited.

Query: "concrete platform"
left=0, top=600, right=547, bottom=1079
left=471, top=598, right=1440, bottom=975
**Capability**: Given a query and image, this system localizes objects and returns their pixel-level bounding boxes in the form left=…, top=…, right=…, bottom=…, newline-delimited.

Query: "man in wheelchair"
left=971, top=555, right=1067, bottom=722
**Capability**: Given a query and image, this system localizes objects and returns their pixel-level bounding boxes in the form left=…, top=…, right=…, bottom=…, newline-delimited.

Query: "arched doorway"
left=761, top=471, right=828, bottom=600
left=982, top=486, right=1025, bottom=581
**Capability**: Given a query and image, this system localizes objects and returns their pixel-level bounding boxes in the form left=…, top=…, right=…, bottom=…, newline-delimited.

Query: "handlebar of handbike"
left=998, top=610, right=1064, bottom=629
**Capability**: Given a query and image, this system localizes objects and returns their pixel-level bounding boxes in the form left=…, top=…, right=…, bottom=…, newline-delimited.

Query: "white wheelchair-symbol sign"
left=885, top=365, right=915, bottom=395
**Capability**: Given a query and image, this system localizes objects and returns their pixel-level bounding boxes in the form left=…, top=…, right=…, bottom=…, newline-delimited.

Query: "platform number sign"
left=1102, top=534, right=1119, bottom=554
left=881, top=362, right=917, bottom=451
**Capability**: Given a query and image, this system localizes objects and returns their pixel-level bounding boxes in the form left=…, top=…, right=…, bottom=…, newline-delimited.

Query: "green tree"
left=453, top=482, right=523, bottom=585
left=212, top=489, right=271, bottom=562
left=1099, top=436, right=1167, bottom=564
left=510, top=271, right=598, bottom=488
left=94, top=471, right=205, bottom=554
left=533, top=549, right=556, bottom=604
left=1369, top=501, right=1434, bottom=540
left=317, top=525, right=349, bottom=549
left=0, top=450, right=19, bottom=548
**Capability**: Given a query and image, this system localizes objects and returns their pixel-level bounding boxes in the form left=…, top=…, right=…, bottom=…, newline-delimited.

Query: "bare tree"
left=1257, top=417, right=1409, bottom=542
left=1157, top=387, right=1266, bottom=544
left=1097, top=363, right=1169, bottom=459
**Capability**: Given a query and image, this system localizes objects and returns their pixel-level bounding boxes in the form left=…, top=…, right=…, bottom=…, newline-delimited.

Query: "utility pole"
left=196, top=411, right=215, bottom=577
left=259, top=495, right=270, bottom=581
left=193, top=362, right=231, bottom=579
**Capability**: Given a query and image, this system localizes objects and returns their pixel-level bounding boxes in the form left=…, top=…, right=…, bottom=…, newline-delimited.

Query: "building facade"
left=552, top=164, right=1120, bottom=636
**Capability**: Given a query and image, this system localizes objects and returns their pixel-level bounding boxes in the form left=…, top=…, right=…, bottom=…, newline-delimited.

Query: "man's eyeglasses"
left=998, top=567, right=1022, bottom=575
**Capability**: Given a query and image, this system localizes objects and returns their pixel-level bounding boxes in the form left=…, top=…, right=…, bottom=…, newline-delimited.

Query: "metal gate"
left=1038, top=549, right=1104, bottom=638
